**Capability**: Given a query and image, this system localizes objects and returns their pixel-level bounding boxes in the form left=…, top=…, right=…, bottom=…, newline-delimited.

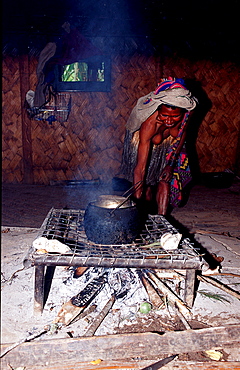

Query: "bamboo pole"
left=84, top=295, right=115, bottom=337
left=140, top=274, right=164, bottom=308
left=197, top=275, right=240, bottom=300
left=146, top=271, right=191, bottom=317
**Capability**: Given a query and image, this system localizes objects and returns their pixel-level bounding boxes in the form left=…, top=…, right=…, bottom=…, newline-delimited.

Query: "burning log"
left=70, top=304, right=97, bottom=325
left=73, top=266, right=88, bottom=278
left=53, top=300, right=85, bottom=326
left=54, top=271, right=108, bottom=326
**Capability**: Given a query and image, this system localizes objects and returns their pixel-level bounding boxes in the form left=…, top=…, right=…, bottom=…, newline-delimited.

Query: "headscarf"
left=126, top=77, right=197, bottom=133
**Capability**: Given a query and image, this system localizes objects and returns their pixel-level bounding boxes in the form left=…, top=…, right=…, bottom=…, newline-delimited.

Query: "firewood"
left=0, top=326, right=50, bottom=359
left=53, top=300, right=85, bottom=326
left=146, top=271, right=191, bottom=317
left=73, top=266, right=88, bottom=278
left=54, top=272, right=109, bottom=326
left=140, top=274, right=164, bottom=309
left=197, top=275, right=240, bottom=300
left=172, top=305, right=192, bottom=330
left=154, top=269, right=185, bottom=280
left=2, top=324, right=240, bottom=366
left=70, top=304, right=97, bottom=325
left=83, top=295, right=116, bottom=337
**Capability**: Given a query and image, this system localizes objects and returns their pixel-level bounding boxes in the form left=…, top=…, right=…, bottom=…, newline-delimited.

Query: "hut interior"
left=2, top=0, right=240, bottom=186
left=1, top=1, right=240, bottom=369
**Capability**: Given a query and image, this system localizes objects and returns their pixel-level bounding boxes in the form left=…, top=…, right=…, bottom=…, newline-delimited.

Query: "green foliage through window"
left=62, top=62, right=105, bottom=82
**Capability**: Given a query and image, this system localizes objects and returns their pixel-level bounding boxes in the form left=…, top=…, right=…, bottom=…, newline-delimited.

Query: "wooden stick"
left=154, top=269, right=185, bottom=280
left=173, top=305, right=192, bottom=330
left=70, top=304, right=97, bottom=325
left=184, top=269, right=196, bottom=308
left=147, top=271, right=191, bottom=317
left=140, top=274, right=164, bottom=308
left=83, top=295, right=115, bottom=337
left=73, top=266, right=88, bottom=278
left=205, top=273, right=240, bottom=278
left=197, top=275, right=240, bottom=300
left=0, top=326, right=49, bottom=358
left=53, top=300, right=86, bottom=326
left=54, top=271, right=109, bottom=325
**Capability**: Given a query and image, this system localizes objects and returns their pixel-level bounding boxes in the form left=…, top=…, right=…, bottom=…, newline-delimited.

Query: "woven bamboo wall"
left=163, top=57, right=240, bottom=174
left=2, top=57, right=23, bottom=183
left=2, top=53, right=240, bottom=184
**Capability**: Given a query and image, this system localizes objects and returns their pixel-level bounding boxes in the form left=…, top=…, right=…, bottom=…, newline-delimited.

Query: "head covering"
left=126, top=77, right=197, bottom=133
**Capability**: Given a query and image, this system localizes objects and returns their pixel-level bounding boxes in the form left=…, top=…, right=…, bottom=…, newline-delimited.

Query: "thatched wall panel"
left=2, top=53, right=240, bottom=184
left=2, top=57, right=24, bottom=183
left=163, top=57, right=240, bottom=173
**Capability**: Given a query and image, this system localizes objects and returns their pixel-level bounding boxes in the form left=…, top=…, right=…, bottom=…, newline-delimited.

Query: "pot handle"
left=109, top=180, right=143, bottom=215
left=122, top=180, right=143, bottom=198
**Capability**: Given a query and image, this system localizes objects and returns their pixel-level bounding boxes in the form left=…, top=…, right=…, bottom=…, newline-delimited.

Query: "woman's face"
left=156, top=105, right=184, bottom=128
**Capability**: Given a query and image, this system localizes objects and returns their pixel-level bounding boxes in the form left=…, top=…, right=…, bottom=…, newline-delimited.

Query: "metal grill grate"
left=28, top=208, right=205, bottom=269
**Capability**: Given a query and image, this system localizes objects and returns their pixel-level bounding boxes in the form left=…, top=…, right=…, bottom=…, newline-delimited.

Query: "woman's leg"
left=145, top=185, right=152, bottom=201
left=156, top=180, right=170, bottom=215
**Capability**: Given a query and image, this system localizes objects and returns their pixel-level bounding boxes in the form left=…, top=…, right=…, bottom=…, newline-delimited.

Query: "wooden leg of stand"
left=184, top=269, right=196, bottom=308
left=34, top=265, right=45, bottom=314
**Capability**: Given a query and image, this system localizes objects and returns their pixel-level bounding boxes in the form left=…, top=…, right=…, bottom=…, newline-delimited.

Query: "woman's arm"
left=133, top=118, right=156, bottom=198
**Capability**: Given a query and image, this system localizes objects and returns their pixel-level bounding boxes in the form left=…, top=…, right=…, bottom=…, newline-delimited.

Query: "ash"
left=41, top=266, right=150, bottom=337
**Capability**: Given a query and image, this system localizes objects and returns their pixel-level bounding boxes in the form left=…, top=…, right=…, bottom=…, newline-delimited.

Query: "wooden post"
left=184, top=269, right=196, bottom=308
left=19, top=55, right=34, bottom=184
left=235, top=125, right=240, bottom=176
left=34, top=265, right=45, bottom=313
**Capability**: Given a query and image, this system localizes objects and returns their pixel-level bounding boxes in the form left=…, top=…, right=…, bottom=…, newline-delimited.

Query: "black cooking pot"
left=201, top=172, right=234, bottom=188
left=84, top=196, right=142, bottom=244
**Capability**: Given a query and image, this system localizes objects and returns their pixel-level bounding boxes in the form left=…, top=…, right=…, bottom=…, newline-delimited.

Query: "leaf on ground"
left=205, top=349, right=223, bottom=361
left=198, top=289, right=231, bottom=303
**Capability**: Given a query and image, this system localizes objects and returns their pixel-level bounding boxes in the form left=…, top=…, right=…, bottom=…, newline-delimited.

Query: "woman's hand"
left=159, top=165, right=173, bottom=183
left=133, top=186, right=143, bottom=199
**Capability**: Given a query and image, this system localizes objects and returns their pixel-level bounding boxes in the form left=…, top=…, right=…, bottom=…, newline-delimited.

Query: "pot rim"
left=87, top=200, right=136, bottom=210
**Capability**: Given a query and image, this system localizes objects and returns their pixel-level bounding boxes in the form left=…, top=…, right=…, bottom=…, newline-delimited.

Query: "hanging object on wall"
left=25, top=89, right=71, bottom=125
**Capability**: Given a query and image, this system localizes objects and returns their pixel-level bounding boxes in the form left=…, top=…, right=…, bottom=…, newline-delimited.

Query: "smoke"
left=3, top=0, right=240, bottom=61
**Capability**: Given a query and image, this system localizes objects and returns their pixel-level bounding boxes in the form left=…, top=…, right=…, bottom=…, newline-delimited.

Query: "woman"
left=121, top=77, right=197, bottom=215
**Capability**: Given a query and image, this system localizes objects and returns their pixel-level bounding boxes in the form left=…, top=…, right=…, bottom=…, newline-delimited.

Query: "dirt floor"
left=1, top=180, right=240, bottom=368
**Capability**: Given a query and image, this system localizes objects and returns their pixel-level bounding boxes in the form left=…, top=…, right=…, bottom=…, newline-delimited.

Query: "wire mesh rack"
left=26, top=208, right=205, bottom=270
